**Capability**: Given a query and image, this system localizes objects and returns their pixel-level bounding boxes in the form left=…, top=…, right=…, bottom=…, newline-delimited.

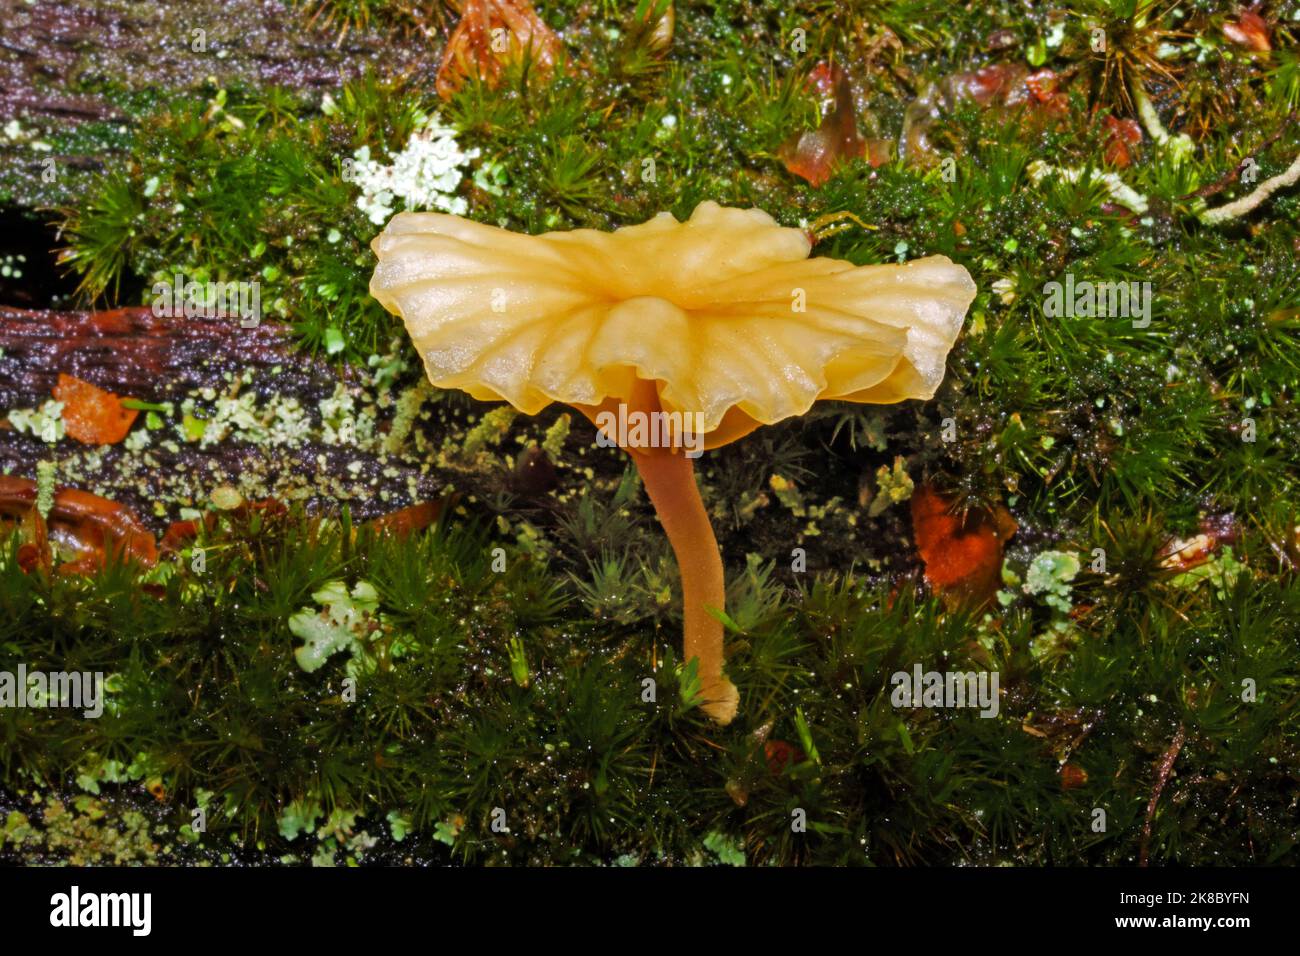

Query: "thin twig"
left=1186, top=113, right=1298, bottom=200
left=1199, top=151, right=1300, bottom=225
left=1139, top=723, right=1186, bottom=867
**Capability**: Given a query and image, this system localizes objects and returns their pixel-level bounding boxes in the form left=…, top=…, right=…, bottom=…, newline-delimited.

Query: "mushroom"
left=370, top=201, right=976, bottom=724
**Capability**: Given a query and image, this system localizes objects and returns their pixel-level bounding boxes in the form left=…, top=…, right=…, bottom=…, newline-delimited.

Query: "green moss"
left=2, top=499, right=1298, bottom=865
left=6, top=0, right=1300, bottom=865
left=59, top=74, right=433, bottom=355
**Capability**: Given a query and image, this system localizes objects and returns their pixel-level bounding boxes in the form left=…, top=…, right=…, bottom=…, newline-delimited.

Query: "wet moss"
left=1, top=0, right=1299, bottom=864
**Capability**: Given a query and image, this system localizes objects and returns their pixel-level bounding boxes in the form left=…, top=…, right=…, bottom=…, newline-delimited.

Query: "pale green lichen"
left=33, top=795, right=163, bottom=865
left=317, top=384, right=359, bottom=446
left=462, top=406, right=518, bottom=458
left=542, top=413, right=572, bottom=460
left=383, top=379, right=435, bottom=454
left=769, top=473, right=804, bottom=514
left=35, top=459, right=57, bottom=520
left=289, top=580, right=407, bottom=676
left=1027, top=160, right=1149, bottom=214
left=350, top=114, right=480, bottom=225
left=1024, top=550, right=1081, bottom=614
left=868, top=456, right=914, bottom=517
left=124, top=426, right=152, bottom=452
left=210, top=483, right=244, bottom=511
left=277, top=798, right=323, bottom=841
left=194, top=388, right=313, bottom=449
left=277, top=800, right=377, bottom=865
left=8, top=400, right=65, bottom=443
left=1170, top=546, right=1247, bottom=599
left=702, top=830, right=746, bottom=866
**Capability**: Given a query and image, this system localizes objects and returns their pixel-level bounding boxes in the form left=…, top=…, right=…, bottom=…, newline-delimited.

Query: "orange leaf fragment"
left=52, top=373, right=139, bottom=446
left=435, top=0, right=563, bottom=100
left=160, top=519, right=200, bottom=555
left=1102, top=116, right=1143, bottom=168
left=1223, top=10, right=1271, bottom=52
left=0, top=475, right=157, bottom=574
left=1158, top=533, right=1217, bottom=572
left=47, top=486, right=159, bottom=569
left=764, top=739, right=807, bottom=775
left=365, top=499, right=447, bottom=538
left=1060, top=762, right=1089, bottom=790
left=1024, top=69, right=1059, bottom=104
left=911, top=484, right=1016, bottom=609
left=779, top=62, right=868, bottom=187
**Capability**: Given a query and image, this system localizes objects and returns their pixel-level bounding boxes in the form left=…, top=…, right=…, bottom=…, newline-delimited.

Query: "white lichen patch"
left=1027, top=160, right=1149, bottom=214
left=350, top=116, right=481, bottom=226
left=7, top=400, right=65, bottom=443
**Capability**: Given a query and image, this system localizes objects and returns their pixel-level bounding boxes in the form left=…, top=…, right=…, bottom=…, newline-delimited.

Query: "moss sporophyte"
left=369, top=201, right=976, bottom=724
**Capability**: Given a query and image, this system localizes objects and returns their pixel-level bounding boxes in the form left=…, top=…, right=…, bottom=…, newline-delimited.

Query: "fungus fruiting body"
left=370, top=201, right=976, bottom=724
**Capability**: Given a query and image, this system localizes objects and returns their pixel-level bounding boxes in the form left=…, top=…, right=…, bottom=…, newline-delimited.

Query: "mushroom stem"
left=630, top=447, right=738, bottom=724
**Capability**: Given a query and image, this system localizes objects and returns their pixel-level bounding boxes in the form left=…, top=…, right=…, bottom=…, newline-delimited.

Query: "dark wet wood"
left=0, top=0, right=442, bottom=126
left=0, top=306, right=339, bottom=408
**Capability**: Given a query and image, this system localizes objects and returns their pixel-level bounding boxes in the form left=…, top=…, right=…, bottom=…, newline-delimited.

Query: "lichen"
left=350, top=115, right=481, bottom=225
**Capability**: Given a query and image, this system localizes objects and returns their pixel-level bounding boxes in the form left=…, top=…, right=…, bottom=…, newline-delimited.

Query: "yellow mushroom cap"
left=370, top=201, right=976, bottom=449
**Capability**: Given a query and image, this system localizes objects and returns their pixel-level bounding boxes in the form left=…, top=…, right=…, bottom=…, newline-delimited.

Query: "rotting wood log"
left=0, top=305, right=340, bottom=409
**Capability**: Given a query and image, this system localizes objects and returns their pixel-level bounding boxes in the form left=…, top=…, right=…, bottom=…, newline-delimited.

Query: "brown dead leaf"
left=764, top=739, right=807, bottom=775
left=1060, top=762, right=1089, bottom=790
left=365, top=499, right=449, bottom=538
